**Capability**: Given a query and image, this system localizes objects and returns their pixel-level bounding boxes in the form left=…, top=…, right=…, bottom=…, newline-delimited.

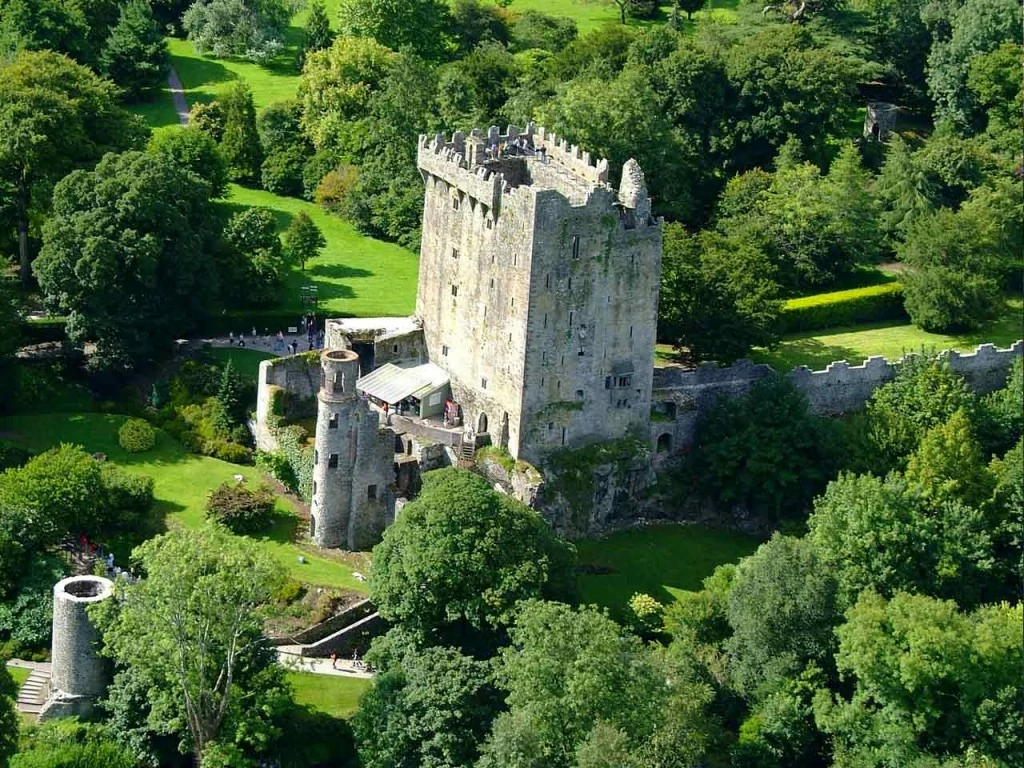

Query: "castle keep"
left=254, top=124, right=1022, bottom=548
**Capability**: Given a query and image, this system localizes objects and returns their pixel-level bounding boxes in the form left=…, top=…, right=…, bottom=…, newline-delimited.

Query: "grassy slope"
left=6, top=665, right=30, bottom=688
left=0, top=413, right=367, bottom=592
left=287, top=671, right=370, bottom=718
left=576, top=523, right=759, bottom=610
left=224, top=186, right=418, bottom=317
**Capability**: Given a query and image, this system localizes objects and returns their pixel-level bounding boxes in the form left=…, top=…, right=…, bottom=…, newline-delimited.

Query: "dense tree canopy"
left=369, top=468, right=576, bottom=653
left=99, top=0, right=169, bottom=101
left=337, top=0, right=450, bottom=60
left=182, top=0, right=292, bottom=63
left=0, top=51, right=147, bottom=285
left=34, top=151, right=220, bottom=369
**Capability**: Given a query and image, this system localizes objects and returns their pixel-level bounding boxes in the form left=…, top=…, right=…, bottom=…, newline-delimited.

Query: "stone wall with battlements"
left=649, top=342, right=1023, bottom=453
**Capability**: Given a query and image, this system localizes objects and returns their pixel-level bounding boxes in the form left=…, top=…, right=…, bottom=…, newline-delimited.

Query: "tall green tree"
left=353, top=637, right=503, bottom=768
left=222, top=207, right=286, bottom=306
left=676, top=0, right=707, bottom=21
left=220, top=81, right=262, bottom=183
left=99, top=0, right=170, bottom=102
left=0, top=51, right=148, bottom=285
left=302, top=0, right=334, bottom=59
left=282, top=211, right=325, bottom=271
left=148, top=126, right=229, bottom=198
left=875, top=137, right=938, bottom=241
left=0, top=0, right=91, bottom=64
left=369, top=468, right=576, bottom=653
left=658, top=224, right=781, bottom=364
left=337, top=0, right=451, bottom=60
left=898, top=206, right=1005, bottom=332
left=96, top=528, right=290, bottom=766
left=34, top=152, right=220, bottom=369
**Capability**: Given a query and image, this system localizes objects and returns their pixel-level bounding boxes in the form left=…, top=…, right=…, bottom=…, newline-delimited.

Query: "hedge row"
left=778, top=282, right=907, bottom=335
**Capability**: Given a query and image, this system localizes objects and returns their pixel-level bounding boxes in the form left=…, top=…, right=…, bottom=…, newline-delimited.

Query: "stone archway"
left=477, top=412, right=489, bottom=434
left=309, top=513, right=317, bottom=538
left=656, top=433, right=672, bottom=454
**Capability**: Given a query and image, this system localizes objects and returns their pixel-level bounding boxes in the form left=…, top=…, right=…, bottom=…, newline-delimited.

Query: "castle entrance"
left=477, top=412, right=488, bottom=434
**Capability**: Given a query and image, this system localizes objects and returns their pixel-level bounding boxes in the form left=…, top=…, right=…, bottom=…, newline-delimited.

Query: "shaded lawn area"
left=207, top=347, right=277, bottom=381
left=750, top=296, right=1024, bottom=372
left=503, top=0, right=738, bottom=32
left=287, top=671, right=370, bottom=719
left=224, top=185, right=418, bottom=318
left=575, top=523, right=760, bottom=610
left=0, top=413, right=367, bottom=592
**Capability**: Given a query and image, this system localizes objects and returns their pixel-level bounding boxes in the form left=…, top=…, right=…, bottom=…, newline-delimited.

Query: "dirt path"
left=168, top=68, right=189, bottom=125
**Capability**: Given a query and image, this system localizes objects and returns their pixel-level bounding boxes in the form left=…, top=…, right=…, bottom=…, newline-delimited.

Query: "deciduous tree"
left=282, top=211, right=325, bottom=270
left=0, top=51, right=147, bottom=285
left=34, top=151, right=220, bottom=368
left=369, top=468, right=576, bottom=653
left=222, top=207, right=286, bottom=306
left=96, top=528, right=290, bottom=765
left=337, top=0, right=450, bottom=60
left=148, top=126, right=229, bottom=198
left=182, top=0, right=292, bottom=63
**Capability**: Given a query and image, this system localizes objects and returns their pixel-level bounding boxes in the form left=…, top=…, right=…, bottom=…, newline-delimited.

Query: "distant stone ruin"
left=864, top=101, right=898, bottom=141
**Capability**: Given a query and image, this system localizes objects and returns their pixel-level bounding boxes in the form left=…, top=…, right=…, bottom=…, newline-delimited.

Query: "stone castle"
left=254, top=123, right=1022, bottom=548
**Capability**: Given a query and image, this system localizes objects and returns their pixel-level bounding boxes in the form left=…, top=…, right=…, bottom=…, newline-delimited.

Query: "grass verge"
left=207, top=347, right=278, bottom=381
left=575, top=523, right=759, bottom=610
left=0, top=412, right=367, bottom=592
left=287, top=671, right=370, bottom=719
left=6, top=665, right=30, bottom=688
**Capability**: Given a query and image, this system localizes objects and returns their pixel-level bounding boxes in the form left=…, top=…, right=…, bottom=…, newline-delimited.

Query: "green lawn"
left=656, top=297, right=1024, bottom=372
left=750, top=297, right=1024, bottom=372
left=6, top=665, right=30, bottom=688
left=224, top=185, right=418, bottom=317
left=0, top=413, right=367, bottom=592
left=287, top=671, right=370, bottom=719
left=504, top=0, right=739, bottom=32
left=576, top=523, right=760, bottom=610
left=207, top=347, right=278, bottom=380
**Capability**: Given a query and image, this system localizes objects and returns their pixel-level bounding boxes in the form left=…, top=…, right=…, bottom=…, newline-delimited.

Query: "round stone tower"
left=42, top=575, right=114, bottom=720
left=311, top=349, right=362, bottom=548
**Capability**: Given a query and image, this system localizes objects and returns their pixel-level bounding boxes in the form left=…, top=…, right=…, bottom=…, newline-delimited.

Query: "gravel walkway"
left=168, top=68, right=189, bottom=125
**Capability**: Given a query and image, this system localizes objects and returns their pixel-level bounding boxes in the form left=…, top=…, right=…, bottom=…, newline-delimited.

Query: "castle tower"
left=416, top=124, right=662, bottom=463
left=41, top=575, right=114, bottom=720
left=311, top=349, right=393, bottom=550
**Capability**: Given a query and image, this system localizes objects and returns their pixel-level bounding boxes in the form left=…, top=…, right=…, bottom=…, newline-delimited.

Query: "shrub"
left=118, top=418, right=156, bottom=453
left=777, top=283, right=906, bottom=335
left=205, top=482, right=276, bottom=534
left=100, top=464, right=155, bottom=528
left=274, top=578, right=304, bottom=604
left=204, top=440, right=253, bottom=465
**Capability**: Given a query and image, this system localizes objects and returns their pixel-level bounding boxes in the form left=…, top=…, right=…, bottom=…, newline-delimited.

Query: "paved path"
left=168, top=68, right=189, bottom=125
left=276, top=648, right=373, bottom=679
left=200, top=331, right=325, bottom=357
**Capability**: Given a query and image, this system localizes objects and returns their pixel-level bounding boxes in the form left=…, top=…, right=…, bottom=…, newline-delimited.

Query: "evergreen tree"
left=303, top=0, right=334, bottom=60
left=219, top=81, right=262, bottom=183
left=99, top=0, right=169, bottom=101
left=214, top=358, right=246, bottom=432
left=876, top=136, right=938, bottom=241
left=282, top=211, right=326, bottom=270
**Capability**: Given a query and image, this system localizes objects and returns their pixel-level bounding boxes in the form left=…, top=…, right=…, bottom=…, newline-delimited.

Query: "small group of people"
left=485, top=135, right=535, bottom=161
left=328, top=649, right=366, bottom=672
left=225, top=318, right=325, bottom=355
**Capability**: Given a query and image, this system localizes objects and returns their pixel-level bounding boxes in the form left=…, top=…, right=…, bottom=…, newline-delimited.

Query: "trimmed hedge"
left=778, top=283, right=907, bottom=335
left=118, top=418, right=156, bottom=453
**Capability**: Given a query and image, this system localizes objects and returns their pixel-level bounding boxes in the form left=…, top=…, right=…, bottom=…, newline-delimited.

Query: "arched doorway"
left=656, top=433, right=672, bottom=454
left=309, top=513, right=317, bottom=538
left=477, top=412, right=489, bottom=434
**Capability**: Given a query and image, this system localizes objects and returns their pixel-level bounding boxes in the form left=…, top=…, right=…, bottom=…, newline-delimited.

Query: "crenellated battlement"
left=650, top=341, right=1023, bottom=451
left=417, top=122, right=647, bottom=217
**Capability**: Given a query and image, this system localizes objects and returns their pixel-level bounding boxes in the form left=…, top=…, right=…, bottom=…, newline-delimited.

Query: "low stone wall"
left=254, top=354, right=321, bottom=451
left=300, top=612, right=386, bottom=657
left=653, top=341, right=1023, bottom=451
left=268, top=599, right=376, bottom=647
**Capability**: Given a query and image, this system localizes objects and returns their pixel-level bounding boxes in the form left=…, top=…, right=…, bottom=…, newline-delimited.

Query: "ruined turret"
left=618, top=158, right=652, bottom=225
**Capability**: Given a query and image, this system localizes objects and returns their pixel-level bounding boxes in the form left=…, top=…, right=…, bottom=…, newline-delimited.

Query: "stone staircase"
left=14, top=665, right=50, bottom=718
left=459, top=439, right=476, bottom=462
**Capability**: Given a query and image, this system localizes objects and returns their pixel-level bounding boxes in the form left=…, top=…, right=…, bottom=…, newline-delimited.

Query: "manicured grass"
left=224, top=185, right=418, bottom=317
left=207, top=347, right=278, bottom=381
left=502, top=0, right=738, bottom=32
left=656, top=296, right=1023, bottom=372
left=6, top=665, right=30, bottom=688
left=575, top=523, right=760, bottom=610
left=129, top=85, right=181, bottom=130
left=0, top=413, right=368, bottom=592
left=287, top=671, right=370, bottom=719
left=750, top=296, right=1024, bottom=372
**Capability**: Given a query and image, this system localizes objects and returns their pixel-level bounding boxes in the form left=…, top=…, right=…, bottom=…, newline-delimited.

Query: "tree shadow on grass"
left=751, top=337, right=867, bottom=373
left=307, top=263, right=374, bottom=281
left=171, top=53, right=237, bottom=104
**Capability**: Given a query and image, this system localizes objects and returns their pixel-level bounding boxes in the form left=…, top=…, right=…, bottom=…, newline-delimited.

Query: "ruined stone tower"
left=41, top=575, right=113, bottom=720
left=310, top=349, right=394, bottom=550
left=416, top=123, right=662, bottom=462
